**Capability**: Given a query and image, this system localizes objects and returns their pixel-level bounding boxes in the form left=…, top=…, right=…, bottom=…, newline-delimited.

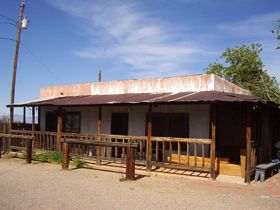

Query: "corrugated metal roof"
left=9, top=91, right=263, bottom=107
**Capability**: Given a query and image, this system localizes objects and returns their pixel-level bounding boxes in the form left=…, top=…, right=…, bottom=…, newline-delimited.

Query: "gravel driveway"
left=0, top=158, right=280, bottom=210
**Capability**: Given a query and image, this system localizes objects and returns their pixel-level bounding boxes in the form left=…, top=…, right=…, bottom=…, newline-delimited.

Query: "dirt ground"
left=0, top=158, right=280, bottom=210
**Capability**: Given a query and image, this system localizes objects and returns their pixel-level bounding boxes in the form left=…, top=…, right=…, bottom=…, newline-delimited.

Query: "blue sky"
left=0, top=0, right=279, bottom=115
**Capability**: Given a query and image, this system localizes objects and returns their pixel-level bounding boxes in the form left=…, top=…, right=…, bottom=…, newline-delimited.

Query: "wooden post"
left=26, top=138, right=32, bottom=164
left=245, top=106, right=252, bottom=183
left=146, top=104, right=152, bottom=170
left=23, top=106, right=26, bottom=125
left=3, top=125, right=8, bottom=153
left=31, top=106, right=35, bottom=149
left=126, top=146, right=135, bottom=180
left=56, top=108, right=63, bottom=152
left=210, top=104, right=216, bottom=180
left=96, top=106, right=102, bottom=165
left=38, top=106, right=41, bottom=132
left=62, top=142, right=69, bottom=169
left=0, top=137, right=2, bottom=158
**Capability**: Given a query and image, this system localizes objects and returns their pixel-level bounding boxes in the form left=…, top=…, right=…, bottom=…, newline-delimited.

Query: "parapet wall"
left=40, top=74, right=251, bottom=99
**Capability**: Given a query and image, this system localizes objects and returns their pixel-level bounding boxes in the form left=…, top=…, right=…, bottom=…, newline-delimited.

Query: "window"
left=148, top=112, right=189, bottom=138
left=64, top=112, right=81, bottom=133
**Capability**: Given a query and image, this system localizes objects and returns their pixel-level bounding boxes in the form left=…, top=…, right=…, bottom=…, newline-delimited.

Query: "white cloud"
left=217, top=12, right=280, bottom=80
left=218, top=12, right=280, bottom=38
left=47, top=0, right=209, bottom=78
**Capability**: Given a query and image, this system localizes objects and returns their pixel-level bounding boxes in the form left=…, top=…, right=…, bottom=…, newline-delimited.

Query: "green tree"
left=205, top=44, right=280, bottom=103
left=272, top=19, right=280, bottom=49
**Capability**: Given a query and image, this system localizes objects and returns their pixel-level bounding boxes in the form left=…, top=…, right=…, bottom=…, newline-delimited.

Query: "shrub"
left=32, top=152, right=62, bottom=164
left=72, top=157, right=86, bottom=168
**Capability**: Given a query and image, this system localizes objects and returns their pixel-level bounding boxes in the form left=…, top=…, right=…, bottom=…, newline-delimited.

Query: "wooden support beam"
left=23, top=106, right=26, bottom=125
left=38, top=106, right=41, bottom=132
left=25, top=138, right=32, bottom=164
left=146, top=104, right=152, bottom=170
left=32, top=106, right=35, bottom=149
left=56, top=108, right=63, bottom=152
left=62, top=142, right=69, bottom=169
left=210, top=104, right=216, bottom=180
left=245, top=106, right=252, bottom=183
left=96, top=106, right=102, bottom=165
left=126, top=146, right=135, bottom=180
left=0, top=137, right=2, bottom=158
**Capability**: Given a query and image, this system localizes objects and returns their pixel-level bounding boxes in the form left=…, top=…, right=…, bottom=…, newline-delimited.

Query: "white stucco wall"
left=40, top=104, right=210, bottom=139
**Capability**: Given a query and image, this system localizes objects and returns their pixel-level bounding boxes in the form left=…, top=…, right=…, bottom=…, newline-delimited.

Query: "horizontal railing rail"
left=8, top=130, right=212, bottom=173
left=150, top=136, right=212, bottom=172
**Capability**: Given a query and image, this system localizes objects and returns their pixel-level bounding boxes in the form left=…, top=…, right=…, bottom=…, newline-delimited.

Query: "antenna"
left=98, top=68, right=102, bottom=82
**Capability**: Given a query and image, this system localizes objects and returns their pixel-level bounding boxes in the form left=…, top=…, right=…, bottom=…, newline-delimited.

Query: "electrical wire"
left=20, top=42, right=64, bottom=85
left=0, top=36, right=63, bottom=85
left=0, top=14, right=17, bottom=24
left=0, top=21, right=17, bottom=27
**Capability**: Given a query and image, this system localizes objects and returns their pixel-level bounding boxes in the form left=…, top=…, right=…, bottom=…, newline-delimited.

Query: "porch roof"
left=9, top=91, right=264, bottom=107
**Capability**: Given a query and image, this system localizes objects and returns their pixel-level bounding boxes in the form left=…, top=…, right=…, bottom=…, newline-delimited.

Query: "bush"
left=72, top=157, right=86, bottom=168
left=32, top=152, right=62, bottom=164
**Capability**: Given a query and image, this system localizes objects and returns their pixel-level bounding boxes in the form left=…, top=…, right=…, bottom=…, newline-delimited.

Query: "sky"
left=0, top=0, right=279, bottom=115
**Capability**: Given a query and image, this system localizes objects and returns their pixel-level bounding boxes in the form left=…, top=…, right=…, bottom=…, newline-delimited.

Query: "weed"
left=72, top=157, right=86, bottom=168
left=32, top=152, right=62, bottom=164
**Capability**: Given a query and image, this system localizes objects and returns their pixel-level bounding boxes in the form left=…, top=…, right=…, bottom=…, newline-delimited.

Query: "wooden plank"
left=0, top=133, right=34, bottom=140
left=194, top=142, right=197, bottom=167
left=61, top=138, right=138, bottom=148
left=151, top=161, right=211, bottom=173
left=187, top=142, right=189, bottom=166
left=202, top=144, right=205, bottom=168
left=96, top=106, right=102, bottom=165
left=0, top=137, right=2, bottom=158
left=169, top=141, right=172, bottom=164
left=155, top=140, right=158, bottom=162
left=62, top=142, right=69, bottom=169
left=178, top=142, right=181, bottom=165
left=245, top=106, right=252, bottom=183
left=25, top=138, right=32, bottom=164
left=146, top=104, right=152, bottom=170
left=32, top=106, right=35, bottom=149
left=56, top=109, right=63, bottom=152
left=126, top=147, right=135, bottom=180
left=151, top=136, right=211, bottom=144
left=162, top=142, right=165, bottom=162
left=210, top=104, right=216, bottom=180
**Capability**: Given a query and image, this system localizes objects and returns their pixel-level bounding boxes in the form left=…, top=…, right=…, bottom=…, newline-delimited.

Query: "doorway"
left=111, top=112, right=129, bottom=135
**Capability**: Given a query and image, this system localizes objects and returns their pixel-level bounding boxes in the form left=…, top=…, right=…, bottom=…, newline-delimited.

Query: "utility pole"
left=9, top=0, right=26, bottom=130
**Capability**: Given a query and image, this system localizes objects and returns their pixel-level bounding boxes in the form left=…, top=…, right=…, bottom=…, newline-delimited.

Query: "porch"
left=3, top=103, right=265, bottom=183
left=5, top=85, right=277, bottom=183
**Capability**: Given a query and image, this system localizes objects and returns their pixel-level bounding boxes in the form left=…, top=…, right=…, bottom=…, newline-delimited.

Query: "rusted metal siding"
left=11, top=91, right=262, bottom=107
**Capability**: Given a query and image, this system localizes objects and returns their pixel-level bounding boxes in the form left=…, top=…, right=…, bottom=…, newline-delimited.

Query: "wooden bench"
left=254, top=162, right=280, bottom=182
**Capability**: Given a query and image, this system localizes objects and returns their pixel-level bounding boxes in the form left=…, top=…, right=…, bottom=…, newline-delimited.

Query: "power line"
left=0, top=36, right=16, bottom=42
left=0, top=14, right=17, bottom=24
left=0, top=36, right=63, bottom=85
left=20, top=42, right=64, bottom=85
left=0, top=21, right=17, bottom=27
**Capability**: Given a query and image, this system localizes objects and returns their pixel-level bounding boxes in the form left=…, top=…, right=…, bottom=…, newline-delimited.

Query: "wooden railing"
left=150, top=137, right=212, bottom=172
left=100, top=134, right=147, bottom=162
left=62, top=133, right=97, bottom=157
left=8, top=130, right=212, bottom=173
left=11, top=130, right=57, bottom=151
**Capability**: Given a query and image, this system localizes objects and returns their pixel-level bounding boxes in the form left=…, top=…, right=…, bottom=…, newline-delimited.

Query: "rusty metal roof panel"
left=10, top=91, right=263, bottom=107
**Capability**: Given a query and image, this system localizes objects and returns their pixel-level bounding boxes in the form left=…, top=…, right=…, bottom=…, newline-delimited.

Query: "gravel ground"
left=0, top=158, right=280, bottom=210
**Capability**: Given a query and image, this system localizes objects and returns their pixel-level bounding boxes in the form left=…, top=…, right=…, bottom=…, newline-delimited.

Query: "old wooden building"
left=7, top=74, right=280, bottom=182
